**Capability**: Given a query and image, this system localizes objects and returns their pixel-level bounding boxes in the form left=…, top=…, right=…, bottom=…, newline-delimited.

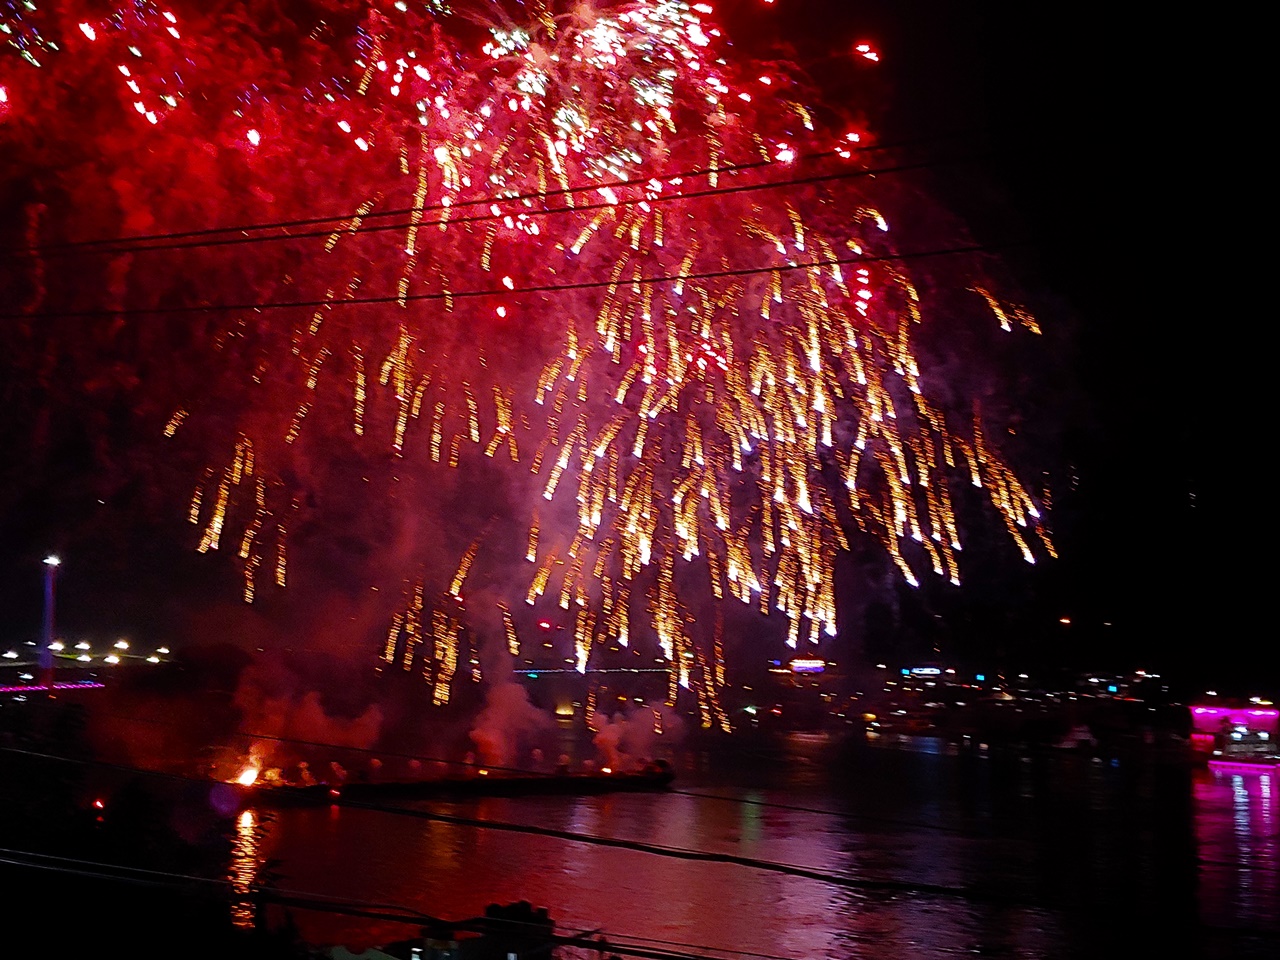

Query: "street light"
left=40, top=556, right=59, bottom=693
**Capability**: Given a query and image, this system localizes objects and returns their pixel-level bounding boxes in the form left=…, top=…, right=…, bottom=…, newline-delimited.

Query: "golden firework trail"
left=5, top=2, right=1051, bottom=728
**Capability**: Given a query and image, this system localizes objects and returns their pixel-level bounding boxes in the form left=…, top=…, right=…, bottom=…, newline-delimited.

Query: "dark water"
left=230, top=734, right=1279, bottom=959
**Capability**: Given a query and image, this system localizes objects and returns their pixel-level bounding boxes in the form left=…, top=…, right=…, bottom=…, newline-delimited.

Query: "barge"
left=240, top=759, right=675, bottom=806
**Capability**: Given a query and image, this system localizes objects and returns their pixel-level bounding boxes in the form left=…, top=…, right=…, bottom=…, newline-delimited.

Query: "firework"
left=1, top=1, right=1051, bottom=728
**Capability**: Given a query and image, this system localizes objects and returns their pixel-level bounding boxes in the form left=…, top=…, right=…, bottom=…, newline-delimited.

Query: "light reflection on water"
left=228, top=808, right=265, bottom=929
left=1195, top=766, right=1279, bottom=945
left=234, top=735, right=1279, bottom=959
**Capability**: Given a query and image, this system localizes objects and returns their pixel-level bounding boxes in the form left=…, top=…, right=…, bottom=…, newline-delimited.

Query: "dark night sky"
left=0, top=3, right=1229, bottom=691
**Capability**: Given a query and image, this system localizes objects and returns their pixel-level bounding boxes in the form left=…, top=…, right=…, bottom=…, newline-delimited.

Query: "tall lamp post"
left=40, top=555, right=60, bottom=694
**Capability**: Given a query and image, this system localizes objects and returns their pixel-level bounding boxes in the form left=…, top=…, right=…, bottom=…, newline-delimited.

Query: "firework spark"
left=1, top=1, right=1051, bottom=728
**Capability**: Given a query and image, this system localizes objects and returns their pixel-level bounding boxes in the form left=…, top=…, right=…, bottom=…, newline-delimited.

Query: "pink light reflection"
left=0, top=681, right=105, bottom=693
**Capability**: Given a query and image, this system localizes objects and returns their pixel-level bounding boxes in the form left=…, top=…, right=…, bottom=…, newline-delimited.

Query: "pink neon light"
left=1208, top=759, right=1280, bottom=774
left=1190, top=705, right=1280, bottom=737
left=0, top=681, right=105, bottom=693
left=1194, top=706, right=1279, bottom=717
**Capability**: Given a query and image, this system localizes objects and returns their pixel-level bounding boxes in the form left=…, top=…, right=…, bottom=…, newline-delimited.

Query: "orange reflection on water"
left=229, top=808, right=265, bottom=929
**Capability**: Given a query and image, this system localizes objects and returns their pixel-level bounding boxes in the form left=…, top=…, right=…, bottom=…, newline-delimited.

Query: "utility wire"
left=665, top=786, right=966, bottom=835
left=233, top=728, right=967, bottom=834
left=331, top=795, right=1032, bottom=907
left=0, top=845, right=801, bottom=960
left=0, top=240, right=1024, bottom=321
left=4, top=148, right=839, bottom=256
left=54, top=710, right=968, bottom=835
left=6, top=153, right=985, bottom=258
left=6, top=844, right=1276, bottom=958
left=0, top=742, right=1031, bottom=908
left=4, top=127, right=992, bottom=257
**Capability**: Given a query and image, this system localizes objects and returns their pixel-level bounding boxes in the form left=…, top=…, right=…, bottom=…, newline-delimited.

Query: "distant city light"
left=789, top=658, right=825, bottom=674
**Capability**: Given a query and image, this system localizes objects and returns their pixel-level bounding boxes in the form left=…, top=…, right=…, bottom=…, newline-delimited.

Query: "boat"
left=1052, top=723, right=1099, bottom=751
left=1189, top=701, right=1280, bottom=773
left=241, top=759, right=675, bottom=807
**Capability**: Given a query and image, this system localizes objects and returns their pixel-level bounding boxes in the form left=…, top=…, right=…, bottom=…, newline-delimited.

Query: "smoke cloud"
left=588, top=703, right=684, bottom=772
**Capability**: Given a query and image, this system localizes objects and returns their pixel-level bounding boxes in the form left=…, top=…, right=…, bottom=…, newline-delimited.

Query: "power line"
left=546, top=920, right=802, bottom=960
left=330, top=794, right=1032, bottom=907
left=666, top=786, right=965, bottom=835
left=0, top=240, right=1024, bottom=322
left=3, top=721, right=964, bottom=841
left=90, top=711, right=966, bottom=836
left=8, top=153, right=983, bottom=259
left=0, top=742, right=1025, bottom=906
left=7, top=150, right=841, bottom=256
left=5, top=127, right=990, bottom=258
left=0, top=845, right=799, bottom=959
left=6, top=844, right=1275, bottom=958
left=235, top=728, right=966, bottom=834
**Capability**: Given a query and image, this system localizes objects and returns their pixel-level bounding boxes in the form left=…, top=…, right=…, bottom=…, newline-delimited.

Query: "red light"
left=539, top=620, right=552, bottom=630
left=93, top=799, right=105, bottom=809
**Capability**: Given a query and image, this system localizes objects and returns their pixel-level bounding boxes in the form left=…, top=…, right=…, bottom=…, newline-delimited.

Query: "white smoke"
left=469, top=677, right=553, bottom=769
left=588, top=703, right=683, bottom=772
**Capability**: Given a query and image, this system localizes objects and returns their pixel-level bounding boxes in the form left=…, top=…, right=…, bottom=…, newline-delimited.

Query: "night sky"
left=0, top=3, right=1221, bottom=692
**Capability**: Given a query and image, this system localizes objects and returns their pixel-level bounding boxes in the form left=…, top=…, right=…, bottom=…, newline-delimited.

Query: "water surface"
left=232, top=733, right=1278, bottom=958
